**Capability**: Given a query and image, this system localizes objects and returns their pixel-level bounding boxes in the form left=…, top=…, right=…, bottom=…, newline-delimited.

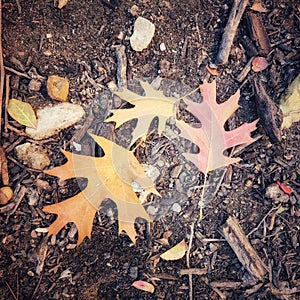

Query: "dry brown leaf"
left=7, top=98, right=37, bottom=129
left=43, top=134, right=159, bottom=244
left=47, top=75, right=69, bottom=101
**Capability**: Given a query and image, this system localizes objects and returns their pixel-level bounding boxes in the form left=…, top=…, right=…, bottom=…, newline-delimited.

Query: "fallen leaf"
left=206, top=65, right=219, bottom=76
left=275, top=207, right=285, bottom=215
left=43, top=134, right=159, bottom=244
left=106, top=80, right=178, bottom=145
left=250, top=1, right=269, bottom=13
left=160, top=240, right=187, bottom=260
left=276, top=181, right=293, bottom=195
left=158, top=230, right=173, bottom=245
left=280, top=73, right=300, bottom=128
left=54, top=0, right=68, bottom=9
left=7, top=98, right=37, bottom=129
left=179, top=80, right=258, bottom=173
left=47, top=75, right=69, bottom=101
left=252, top=57, right=269, bottom=72
left=132, top=280, right=155, bottom=293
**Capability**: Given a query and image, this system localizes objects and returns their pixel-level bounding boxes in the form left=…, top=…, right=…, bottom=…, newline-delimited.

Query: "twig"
left=5, top=281, right=18, bottom=300
left=15, top=0, right=22, bottom=14
left=247, top=205, right=280, bottom=237
left=180, top=268, right=208, bottom=276
left=0, top=0, right=5, bottom=137
left=4, top=74, right=10, bottom=133
left=186, top=222, right=195, bottom=300
left=5, top=184, right=26, bottom=223
left=4, top=66, right=31, bottom=79
left=215, top=0, right=249, bottom=64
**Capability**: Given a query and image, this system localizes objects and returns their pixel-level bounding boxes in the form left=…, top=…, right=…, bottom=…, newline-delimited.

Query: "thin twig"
left=186, top=222, right=195, bottom=300
left=4, top=74, right=10, bottom=133
left=247, top=205, right=281, bottom=237
left=15, top=0, right=22, bottom=14
left=0, top=0, right=5, bottom=137
left=5, top=281, right=18, bottom=300
left=4, top=66, right=31, bottom=79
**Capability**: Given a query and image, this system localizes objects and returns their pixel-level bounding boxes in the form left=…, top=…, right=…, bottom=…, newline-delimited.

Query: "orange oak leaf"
left=178, top=80, right=258, bottom=174
left=43, top=134, right=159, bottom=244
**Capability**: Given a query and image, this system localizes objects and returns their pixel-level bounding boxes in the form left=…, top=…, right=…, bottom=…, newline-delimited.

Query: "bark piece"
left=252, top=76, right=283, bottom=143
left=114, top=45, right=127, bottom=89
left=216, top=0, right=249, bottom=65
left=223, top=216, right=268, bottom=281
left=247, top=12, right=271, bottom=55
left=0, top=146, right=9, bottom=185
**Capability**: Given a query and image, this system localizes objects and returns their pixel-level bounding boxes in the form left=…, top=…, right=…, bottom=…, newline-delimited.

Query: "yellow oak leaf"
left=43, top=134, right=160, bottom=245
left=106, top=80, right=178, bottom=145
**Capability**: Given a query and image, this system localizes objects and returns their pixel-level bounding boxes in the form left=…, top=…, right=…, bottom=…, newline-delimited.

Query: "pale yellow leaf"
left=132, top=280, right=155, bottom=293
left=106, top=80, right=177, bottom=145
left=7, top=99, right=37, bottom=129
left=47, top=75, right=69, bottom=101
left=280, top=73, right=300, bottom=128
left=160, top=240, right=187, bottom=260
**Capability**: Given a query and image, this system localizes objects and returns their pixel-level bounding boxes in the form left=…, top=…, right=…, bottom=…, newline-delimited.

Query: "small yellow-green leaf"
left=160, top=240, right=188, bottom=261
left=7, top=99, right=37, bottom=129
left=276, top=207, right=285, bottom=215
left=132, top=280, right=155, bottom=293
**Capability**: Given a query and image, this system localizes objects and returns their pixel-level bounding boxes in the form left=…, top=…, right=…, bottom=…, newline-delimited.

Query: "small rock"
left=129, top=5, right=139, bottom=17
left=26, top=103, right=85, bottom=140
left=265, top=183, right=290, bottom=203
left=172, top=203, right=181, bottom=213
left=28, top=79, right=42, bottom=92
left=130, top=17, right=155, bottom=52
left=15, top=142, right=50, bottom=170
left=159, top=42, right=166, bottom=51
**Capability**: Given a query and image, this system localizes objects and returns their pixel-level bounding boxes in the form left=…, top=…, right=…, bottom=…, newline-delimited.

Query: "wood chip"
left=222, top=216, right=268, bottom=281
left=247, top=12, right=271, bottom=55
left=252, top=75, right=283, bottom=143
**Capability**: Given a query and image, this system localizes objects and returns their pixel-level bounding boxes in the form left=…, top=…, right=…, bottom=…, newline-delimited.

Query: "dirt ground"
left=0, top=0, right=299, bottom=299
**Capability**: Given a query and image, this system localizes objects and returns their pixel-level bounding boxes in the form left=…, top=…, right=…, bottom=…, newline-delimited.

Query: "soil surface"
left=1, top=0, right=300, bottom=299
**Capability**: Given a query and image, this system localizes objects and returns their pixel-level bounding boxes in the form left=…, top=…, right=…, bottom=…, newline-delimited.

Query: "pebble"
left=172, top=203, right=181, bottom=213
left=130, top=17, right=155, bottom=51
left=26, top=103, right=85, bottom=140
left=160, top=42, right=166, bottom=51
left=28, top=79, right=42, bottom=92
left=15, top=142, right=50, bottom=170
